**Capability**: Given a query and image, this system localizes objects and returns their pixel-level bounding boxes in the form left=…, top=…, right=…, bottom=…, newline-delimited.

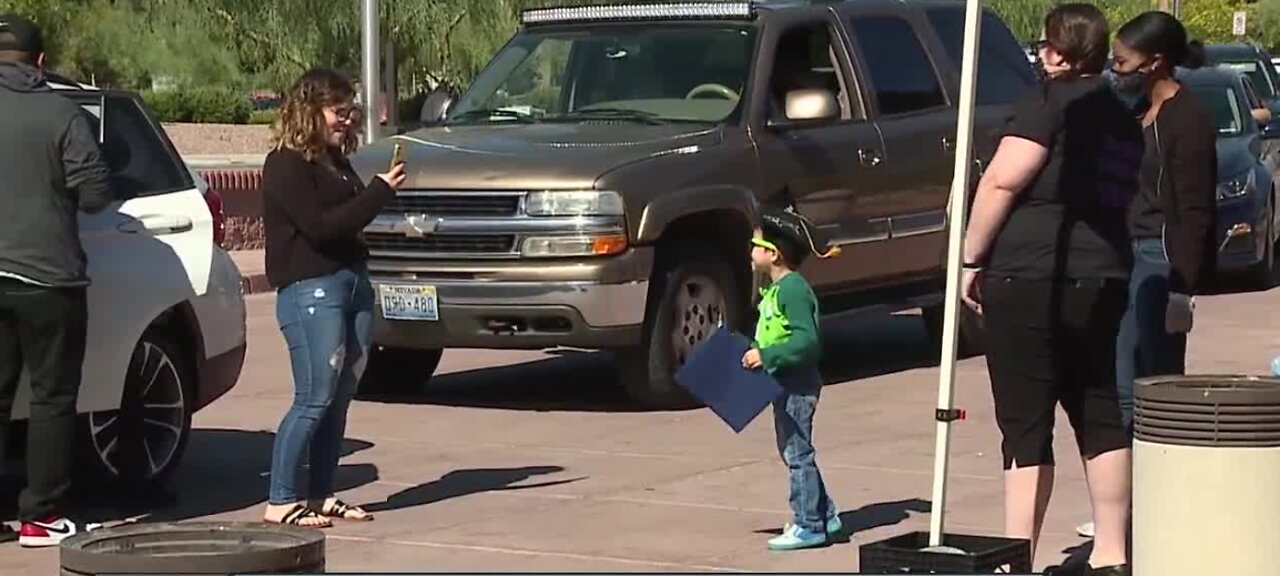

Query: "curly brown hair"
left=270, top=68, right=362, bottom=162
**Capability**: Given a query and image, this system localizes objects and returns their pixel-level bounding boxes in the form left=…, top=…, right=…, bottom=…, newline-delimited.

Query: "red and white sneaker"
left=19, top=516, right=95, bottom=548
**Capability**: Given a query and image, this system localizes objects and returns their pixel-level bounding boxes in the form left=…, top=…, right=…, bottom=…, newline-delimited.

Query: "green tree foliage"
left=1, top=0, right=1270, bottom=104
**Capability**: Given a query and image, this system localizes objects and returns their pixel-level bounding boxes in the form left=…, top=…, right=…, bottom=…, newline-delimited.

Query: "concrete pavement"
left=5, top=283, right=1278, bottom=573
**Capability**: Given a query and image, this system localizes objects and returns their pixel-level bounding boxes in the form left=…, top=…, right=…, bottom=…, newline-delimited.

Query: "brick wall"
left=200, top=169, right=265, bottom=251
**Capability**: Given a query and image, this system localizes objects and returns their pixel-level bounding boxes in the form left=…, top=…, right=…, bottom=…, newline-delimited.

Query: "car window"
left=1215, top=59, right=1275, bottom=99
left=99, top=95, right=190, bottom=199
left=847, top=16, right=947, bottom=116
left=1188, top=85, right=1243, bottom=137
left=767, top=22, right=859, bottom=122
left=925, top=8, right=1036, bottom=106
left=451, top=25, right=755, bottom=124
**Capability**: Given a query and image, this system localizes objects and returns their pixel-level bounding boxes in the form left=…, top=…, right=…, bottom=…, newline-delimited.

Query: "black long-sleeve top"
left=261, top=147, right=394, bottom=288
left=1128, top=87, right=1219, bottom=294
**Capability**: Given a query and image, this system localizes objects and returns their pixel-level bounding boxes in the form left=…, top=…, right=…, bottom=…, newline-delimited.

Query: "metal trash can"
left=60, top=522, right=325, bottom=575
left=1133, top=375, right=1280, bottom=576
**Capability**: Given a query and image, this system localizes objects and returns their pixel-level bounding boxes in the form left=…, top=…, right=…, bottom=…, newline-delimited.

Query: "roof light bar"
left=522, top=2, right=755, bottom=25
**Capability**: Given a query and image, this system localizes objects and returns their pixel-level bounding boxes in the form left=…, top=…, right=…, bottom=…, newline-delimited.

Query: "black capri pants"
left=982, top=275, right=1131, bottom=469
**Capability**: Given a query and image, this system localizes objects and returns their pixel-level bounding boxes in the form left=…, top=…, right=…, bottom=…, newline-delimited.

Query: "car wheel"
left=922, top=302, right=985, bottom=359
left=618, top=241, right=747, bottom=409
left=357, top=346, right=443, bottom=396
left=82, top=329, right=194, bottom=489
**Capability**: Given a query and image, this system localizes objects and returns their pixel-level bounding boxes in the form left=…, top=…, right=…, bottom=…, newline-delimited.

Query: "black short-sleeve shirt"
left=985, top=76, right=1143, bottom=280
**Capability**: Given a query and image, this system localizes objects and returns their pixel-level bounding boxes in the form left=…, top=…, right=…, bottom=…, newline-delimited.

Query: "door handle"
left=858, top=148, right=883, bottom=167
left=117, top=215, right=194, bottom=235
left=941, top=137, right=955, bottom=153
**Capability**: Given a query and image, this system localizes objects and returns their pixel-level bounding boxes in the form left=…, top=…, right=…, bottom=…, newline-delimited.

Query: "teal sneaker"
left=768, top=523, right=828, bottom=551
left=826, top=513, right=843, bottom=535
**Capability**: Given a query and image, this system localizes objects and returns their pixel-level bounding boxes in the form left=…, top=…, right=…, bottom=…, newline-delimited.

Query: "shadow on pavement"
left=1042, top=539, right=1093, bottom=574
left=365, top=310, right=938, bottom=413
left=36, top=429, right=380, bottom=524
left=753, top=497, right=932, bottom=540
left=361, top=465, right=582, bottom=513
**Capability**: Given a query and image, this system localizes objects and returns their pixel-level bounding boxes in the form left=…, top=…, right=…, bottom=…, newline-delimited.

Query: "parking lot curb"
left=241, top=273, right=273, bottom=295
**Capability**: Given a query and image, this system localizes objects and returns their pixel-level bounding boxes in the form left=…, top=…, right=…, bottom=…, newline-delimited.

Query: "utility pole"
left=361, top=0, right=380, bottom=145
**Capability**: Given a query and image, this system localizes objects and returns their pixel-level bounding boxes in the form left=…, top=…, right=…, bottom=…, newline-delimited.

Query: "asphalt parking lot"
left=5, top=282, right=1278, bottom=573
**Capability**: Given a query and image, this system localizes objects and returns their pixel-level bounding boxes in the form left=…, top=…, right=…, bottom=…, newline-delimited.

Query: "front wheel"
left=617, top=241, right=747, bottom=409
left=81, top=330, right=194, bottom=489
left=357, top=346, right=443, bottom=396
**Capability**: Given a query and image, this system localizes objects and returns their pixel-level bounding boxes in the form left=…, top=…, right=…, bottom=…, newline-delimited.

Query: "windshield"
left=1216, top=60, right=1276, bottom=99
left=1189, top=85, right=1245, bottom=137
left=449, top=25, right=755, bottom=125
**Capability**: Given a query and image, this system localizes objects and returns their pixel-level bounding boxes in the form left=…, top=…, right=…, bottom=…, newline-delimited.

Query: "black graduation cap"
left=754, top=204, right=841, bottom=260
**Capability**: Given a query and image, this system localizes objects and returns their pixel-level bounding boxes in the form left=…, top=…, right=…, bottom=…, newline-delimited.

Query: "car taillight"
left=204, top=188, right=226, bottom=247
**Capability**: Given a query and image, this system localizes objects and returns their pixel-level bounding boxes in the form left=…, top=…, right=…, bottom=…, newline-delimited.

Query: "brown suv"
left=349, top=0, right=1037, bottom=406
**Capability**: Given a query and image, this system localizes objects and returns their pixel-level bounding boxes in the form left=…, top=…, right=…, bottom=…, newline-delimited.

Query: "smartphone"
left=389, top=142, right=405, bottom=171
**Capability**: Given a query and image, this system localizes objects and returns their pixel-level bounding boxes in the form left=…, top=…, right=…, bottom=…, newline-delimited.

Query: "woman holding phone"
left=260, top=68, right=405, bottom=528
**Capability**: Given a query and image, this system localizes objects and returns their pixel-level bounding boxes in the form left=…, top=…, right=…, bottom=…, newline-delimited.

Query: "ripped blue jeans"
left=268, top=266, right=373, bottom=505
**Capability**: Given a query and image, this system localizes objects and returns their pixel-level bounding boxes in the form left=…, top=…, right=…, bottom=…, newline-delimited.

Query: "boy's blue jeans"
left=268, top=267, right=373, bottom=505
left=1116, top=238, right=1187, bottom=433
left=773, top=368, right=835, bottom=533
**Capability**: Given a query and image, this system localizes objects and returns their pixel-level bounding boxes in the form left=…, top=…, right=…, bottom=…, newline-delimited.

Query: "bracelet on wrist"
left=962, top=262, right=984, bottom=270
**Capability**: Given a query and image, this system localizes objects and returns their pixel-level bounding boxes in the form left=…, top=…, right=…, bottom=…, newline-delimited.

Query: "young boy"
left=743, top=207, right=841, bottom=551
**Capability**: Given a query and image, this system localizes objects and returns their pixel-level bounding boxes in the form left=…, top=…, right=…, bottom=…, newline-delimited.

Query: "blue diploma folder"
left=674, top=328, right=785, bottom=433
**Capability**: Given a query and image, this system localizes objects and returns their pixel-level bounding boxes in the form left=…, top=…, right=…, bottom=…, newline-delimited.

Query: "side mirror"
left=420, top=88, right=457, bottom=127
left=783, top=89, right=839, bottom=123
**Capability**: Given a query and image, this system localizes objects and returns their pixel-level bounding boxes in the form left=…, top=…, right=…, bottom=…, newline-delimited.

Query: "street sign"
left=1234, top=11, right=1247, bottom=37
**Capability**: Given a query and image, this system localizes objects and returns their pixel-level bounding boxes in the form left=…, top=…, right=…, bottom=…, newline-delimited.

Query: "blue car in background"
left=1179, top=67, right=1280, bottom=286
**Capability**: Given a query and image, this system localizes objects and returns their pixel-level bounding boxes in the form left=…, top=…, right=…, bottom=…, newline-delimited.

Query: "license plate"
left=378, top=284, right=439, bottom=321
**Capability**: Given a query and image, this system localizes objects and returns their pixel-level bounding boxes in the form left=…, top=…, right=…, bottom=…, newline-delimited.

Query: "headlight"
left=521, top=234, right=628, bottom=257
left=1218, top=170, right=1256, bottom=200
left=525, top=190, right=624, bottom=216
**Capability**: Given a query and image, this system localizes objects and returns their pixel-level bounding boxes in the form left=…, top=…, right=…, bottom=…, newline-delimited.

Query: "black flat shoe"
left=1088, top=564, right=1129, bottom=576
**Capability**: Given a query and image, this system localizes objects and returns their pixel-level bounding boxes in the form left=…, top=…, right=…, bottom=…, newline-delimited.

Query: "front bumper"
left=369, top=247, right=653, bottom=350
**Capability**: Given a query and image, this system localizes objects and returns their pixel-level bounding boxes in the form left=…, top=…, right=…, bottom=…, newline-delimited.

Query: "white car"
left=7, top=76, right=248, bottom=488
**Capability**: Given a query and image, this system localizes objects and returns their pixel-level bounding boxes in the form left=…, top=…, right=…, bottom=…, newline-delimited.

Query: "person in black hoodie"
left=1109, top=13, right=1217, bottom=431
left=260, top=69, right=404, bottom=529
left=0, top=14, right=112, bottom=547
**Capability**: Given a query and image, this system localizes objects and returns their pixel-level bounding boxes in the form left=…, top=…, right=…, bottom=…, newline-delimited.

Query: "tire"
left=81, top=329, right=194, bottom=490
left=922, top=302, right=985, bottom=358
left=357, top=346, right=443, bottom=396
left=617, top=241, right=748, bottom=409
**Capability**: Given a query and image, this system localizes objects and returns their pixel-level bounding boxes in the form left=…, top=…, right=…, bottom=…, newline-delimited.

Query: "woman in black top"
left=260, top=69, right=405, bottom=528
left=1109, top=12, right=1217, bottom=431
left=960, top=5, right=1138, bottom=573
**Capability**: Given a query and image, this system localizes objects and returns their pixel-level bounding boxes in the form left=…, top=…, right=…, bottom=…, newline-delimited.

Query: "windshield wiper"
left=558, top=108, right=666, bottom=125
left=448, top=108, right=538, bottom=124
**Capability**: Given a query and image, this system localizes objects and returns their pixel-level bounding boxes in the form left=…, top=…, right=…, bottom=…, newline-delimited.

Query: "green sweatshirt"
left=754, top=271, right=821, bottom=374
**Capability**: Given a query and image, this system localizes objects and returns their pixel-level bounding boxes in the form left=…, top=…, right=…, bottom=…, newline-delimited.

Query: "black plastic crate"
left=859, top=531, right=1033, bottom=574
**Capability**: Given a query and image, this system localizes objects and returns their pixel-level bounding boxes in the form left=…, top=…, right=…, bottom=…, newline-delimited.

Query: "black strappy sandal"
left=320, top=499, right=374, bottom=522
left=267, top=504, right=332, bottom=529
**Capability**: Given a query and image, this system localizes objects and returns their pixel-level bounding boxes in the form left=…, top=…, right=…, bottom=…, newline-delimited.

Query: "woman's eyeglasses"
left=330, top=105, right=362, bottom=122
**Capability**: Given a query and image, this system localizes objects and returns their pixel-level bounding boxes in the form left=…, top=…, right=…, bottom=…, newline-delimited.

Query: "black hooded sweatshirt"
left=0, top=62, right=113, bottom=287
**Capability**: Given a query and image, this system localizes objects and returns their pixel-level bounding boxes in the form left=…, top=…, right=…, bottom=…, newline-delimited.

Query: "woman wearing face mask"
left=1109, top=13, right=1217, bottom=430
left=260, top=69, right=406, bottom=528
left=959, top=5, right=1140, bottom=573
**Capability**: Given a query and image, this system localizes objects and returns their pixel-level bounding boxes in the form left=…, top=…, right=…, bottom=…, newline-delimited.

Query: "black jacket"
left=261, top=148, right=395, bottom=288
left=1145, top=88, right=1219, bottom=295
left=0, top=63, right=113, bottom=287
